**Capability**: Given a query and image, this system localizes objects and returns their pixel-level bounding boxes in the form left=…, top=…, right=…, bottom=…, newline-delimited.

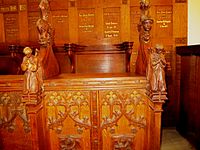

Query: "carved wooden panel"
left=4, top=13, right=19, bottom=43
left=155, top=6, right=173, bottom=38
left=52, top=10, right=69, bottom=45
left=100, top=89, right=147, bottom=150
left=45, top=91, right=92, bottom=150
left=78, top=8, right=96, bottom=44
left=103, top=7, right=120, bottom=43
left=43, top=75, right=150, bottom=150
left=28, top=12, right=39, bottom=43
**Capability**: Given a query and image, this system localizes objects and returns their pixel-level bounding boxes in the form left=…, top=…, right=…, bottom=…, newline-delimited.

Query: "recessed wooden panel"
left=103, top=0, right=121, bottom=6
left=155, top=6, right=173, bottom=38
left=28, top=12, right=39, bottom=43
left=76, top=52, right=126, bottom=73
left=103, top=7, right=120, bottom=43
left=2, top=0, right=17, bottom=4
left=130, top=6, right=140, bottom=39
left=49, top=0, right=69, bottom=10
left=52, top=10, right=69, bottom=45
left=27, top=0, right=40, bottom=12
left=4, top=13, right=19, bottom=43
left=77, top=0, right=95, bottom=7
left=78, top=8, right=96, bottom=44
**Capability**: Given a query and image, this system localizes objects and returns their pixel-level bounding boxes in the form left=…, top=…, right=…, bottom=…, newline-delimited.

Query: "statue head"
left=23, top=47, right=32, bottom=57
left=141, top=15, right=153, bottom=31
left=155, top=44, right=164, bottom=53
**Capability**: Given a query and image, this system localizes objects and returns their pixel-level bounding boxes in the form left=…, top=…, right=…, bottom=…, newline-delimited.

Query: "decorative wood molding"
left=175, top=37, right=187, bottom=45
left=175, top=0, right=187, bottom=3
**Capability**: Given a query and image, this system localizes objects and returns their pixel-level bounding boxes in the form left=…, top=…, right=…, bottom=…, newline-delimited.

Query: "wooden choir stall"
left=0, top=0, right=168, bottom=150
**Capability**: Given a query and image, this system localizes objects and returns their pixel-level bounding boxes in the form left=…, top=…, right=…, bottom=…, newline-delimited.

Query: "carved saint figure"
left=21, top=47, right=40, bottom=94
left=36, top=0, right=54, bottom=47
left=136, top=16, right=153, bottom=75
left=147, top=44, right=167, bottom=92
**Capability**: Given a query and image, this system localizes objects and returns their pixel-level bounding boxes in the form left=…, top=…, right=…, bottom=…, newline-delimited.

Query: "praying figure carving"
left=147, top=44, right=167, bottom=92
left=21, top=47, right=41, bottom=94
left=135, top=0, right=153, bottom=75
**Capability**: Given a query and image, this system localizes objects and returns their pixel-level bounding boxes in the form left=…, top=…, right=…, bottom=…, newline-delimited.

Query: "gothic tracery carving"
left=0, top=92, right=30, bottom=133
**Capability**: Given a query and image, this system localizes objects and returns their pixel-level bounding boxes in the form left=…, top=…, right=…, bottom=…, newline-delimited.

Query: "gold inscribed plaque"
left=155, top=6, right=173, bottom=38
left=52, top=10, right=69, bottom=44
left=103, top=7, right=120, bottom=40
left=4, top=13, right=19, bottom=42
left=78, top=8, right=96, bottom=44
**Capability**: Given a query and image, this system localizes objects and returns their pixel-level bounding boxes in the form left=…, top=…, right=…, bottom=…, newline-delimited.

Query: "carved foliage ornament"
left=111, top=134, right=135, bottom=150
left=45, top=91, right=91, bottom=133
left=0, top=92, right=30, bottom=133
left=100, top=90, right=147, bottom=133
left=59, top=135, right=82, bottom=150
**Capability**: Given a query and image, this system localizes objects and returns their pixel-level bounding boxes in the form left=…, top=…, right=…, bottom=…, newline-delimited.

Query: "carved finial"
left=39, top=0, right=50, bottom=21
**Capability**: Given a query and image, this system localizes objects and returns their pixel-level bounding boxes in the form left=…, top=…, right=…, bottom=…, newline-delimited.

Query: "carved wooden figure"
left=21, top=47, right=40, bottom=94
left=147, top=44, right=167, bottom=92
left=136, top=0, right=154, bottom=75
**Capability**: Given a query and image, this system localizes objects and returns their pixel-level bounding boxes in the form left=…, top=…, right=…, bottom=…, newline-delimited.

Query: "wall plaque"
left=130, top=7, right=140, bottom=39
left=4, top=13, right=19, bottom=43
left=52, top=10, right=69, bottom=44
left=155, top=6, right=173, bottom=38
left=78, top=8, right=95, bottom=44
left=28, top=12, right=39, bottom=42
left=103, top=7, right=120, bottom=40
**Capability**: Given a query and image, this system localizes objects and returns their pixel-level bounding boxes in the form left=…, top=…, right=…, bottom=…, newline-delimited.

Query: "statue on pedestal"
left=21, top=47, right=41, bottom=94
left=36, top=0, right=59, bottom=79
left=147, top=44, right=167, bottom=92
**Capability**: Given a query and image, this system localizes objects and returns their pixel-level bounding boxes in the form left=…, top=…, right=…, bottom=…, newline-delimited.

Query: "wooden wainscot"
left=0, top=75, right=45, bottom=150
left=41, top=72, right=166, bottom=150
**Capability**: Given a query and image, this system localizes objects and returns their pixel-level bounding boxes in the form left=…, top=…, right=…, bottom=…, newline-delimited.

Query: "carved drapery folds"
left=147, top=44, right=168, bottom=101
left=0, top=92, right=30, bottom=133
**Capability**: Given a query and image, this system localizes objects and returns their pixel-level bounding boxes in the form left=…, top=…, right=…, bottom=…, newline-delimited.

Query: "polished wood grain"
left=176, top=45, right=200, bottom=150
